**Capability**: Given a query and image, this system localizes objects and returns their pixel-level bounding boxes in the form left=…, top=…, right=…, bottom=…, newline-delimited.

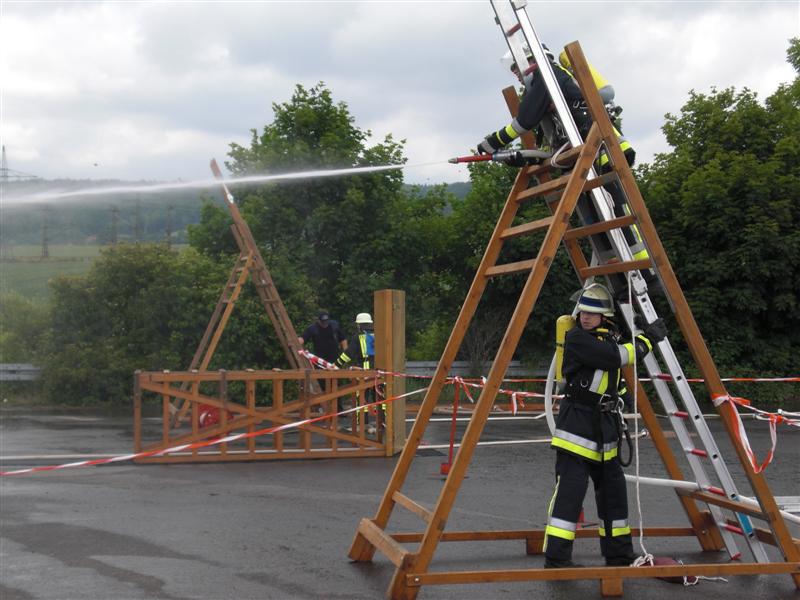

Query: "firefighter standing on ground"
left=336, top=313, right=379, bottom=434
left=544, top=283, right=666, bottom=568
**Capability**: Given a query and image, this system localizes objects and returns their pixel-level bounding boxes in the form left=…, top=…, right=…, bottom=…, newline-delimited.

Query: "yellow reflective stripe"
left=632, top=248, right=649, bottom=261
left=504, top=124, right=520, bottom=140
left=551, top=437, right=602, bottom=461
left=622, top=343, right=635, bottom=365
left=599, top=527, right=631, bottom=537
left=589, top=370, right=608, bottom=394
left=338, top=353, right=351, bottom=364
left=552, top=437, right=618, bottom=462
left=543, top=475, right=561, bottom=552
left=545, top=525, right=575, bottom=541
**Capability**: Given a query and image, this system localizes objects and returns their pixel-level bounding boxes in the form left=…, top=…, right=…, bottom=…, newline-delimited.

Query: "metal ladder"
left=490, top=0, right=770, bottom=563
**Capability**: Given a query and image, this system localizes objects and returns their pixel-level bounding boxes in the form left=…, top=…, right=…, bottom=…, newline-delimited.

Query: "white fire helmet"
left=355, top=312, right=373, bottom=325
left=572, top=283, right=614, bottom=317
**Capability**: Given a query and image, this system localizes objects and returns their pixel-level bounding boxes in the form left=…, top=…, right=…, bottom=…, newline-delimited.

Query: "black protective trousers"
left=544, top=450, right=634, bottom=562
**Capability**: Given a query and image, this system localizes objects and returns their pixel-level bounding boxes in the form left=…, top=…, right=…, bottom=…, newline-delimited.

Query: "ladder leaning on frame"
left=346, top=6, right=800, bottom=598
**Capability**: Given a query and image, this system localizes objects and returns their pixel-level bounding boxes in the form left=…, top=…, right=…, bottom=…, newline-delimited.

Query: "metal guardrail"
left=404, top=360, right=546, bottom=378
left=0, top=364, right=42, bottom=381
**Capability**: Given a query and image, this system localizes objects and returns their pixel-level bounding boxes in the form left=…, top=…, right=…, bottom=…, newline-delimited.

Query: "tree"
left=0, top=293, right=49, bottom=365
left=636, top=39, right=800, bottom=399
left=43, top=245, right=230, bottom=404
left=189, top=83, right=410, bottom=336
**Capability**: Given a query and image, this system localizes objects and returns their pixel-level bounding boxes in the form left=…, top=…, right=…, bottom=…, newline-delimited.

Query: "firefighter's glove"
left=477, top=132, right=505, bottom=155
left=634, top=335, right=652, bottom=362
left=643, top=318, right=667, bottom=344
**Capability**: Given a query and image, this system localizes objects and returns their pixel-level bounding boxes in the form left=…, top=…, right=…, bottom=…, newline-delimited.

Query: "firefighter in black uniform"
left=544, top=283, right=666, bottom=568
left=476, top=45, right=634, bottom=164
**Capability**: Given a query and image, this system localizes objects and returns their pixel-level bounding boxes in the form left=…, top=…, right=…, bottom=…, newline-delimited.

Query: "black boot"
left=544, top=558, right=584, bottom=569
left=605, top=555, right=635, bottom=566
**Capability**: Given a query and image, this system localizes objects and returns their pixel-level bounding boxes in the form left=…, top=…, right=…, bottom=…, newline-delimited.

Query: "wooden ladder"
left=171, top=160, right=315, bottom=425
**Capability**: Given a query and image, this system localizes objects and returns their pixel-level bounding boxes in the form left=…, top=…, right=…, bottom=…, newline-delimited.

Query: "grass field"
left=1, top=244, right=103, bottom=299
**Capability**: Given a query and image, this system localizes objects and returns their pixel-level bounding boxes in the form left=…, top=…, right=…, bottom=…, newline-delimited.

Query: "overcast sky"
left=1, top=0, right=797, bottom=186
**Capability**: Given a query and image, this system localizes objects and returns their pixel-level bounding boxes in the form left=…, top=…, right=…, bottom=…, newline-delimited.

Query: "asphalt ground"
left=1, top=406, right=799, bottom=600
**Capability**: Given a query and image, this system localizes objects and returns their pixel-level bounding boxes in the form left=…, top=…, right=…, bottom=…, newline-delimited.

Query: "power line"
left=0, top=145, right=39, bottom=181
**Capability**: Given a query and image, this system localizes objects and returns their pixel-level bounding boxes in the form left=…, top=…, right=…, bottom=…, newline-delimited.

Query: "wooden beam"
left=391, top=526, right=695, bottom=544
left=485, top=258, right=537, bottom=277
left=354, top=518, right=412, bottom=568
left=405, top=561, right=800, bottom=586
left=579, top=258, right=653, bottom=278
left=392, top=492, right=433, bottom=523
left=563, top=215, right=637, bottom=241
left=500, top=216, right=554, bottom=240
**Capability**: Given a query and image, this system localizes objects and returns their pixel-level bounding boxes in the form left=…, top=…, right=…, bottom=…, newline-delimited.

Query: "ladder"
left=171, top=160, right=314, bottom=425
left=348, top=6, right=800, bottom=600
left=490, top=0, right=771, bottom=563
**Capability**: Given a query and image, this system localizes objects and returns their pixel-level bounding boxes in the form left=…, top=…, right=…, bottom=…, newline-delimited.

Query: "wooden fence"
left=133, top=369, right=397, bottom=463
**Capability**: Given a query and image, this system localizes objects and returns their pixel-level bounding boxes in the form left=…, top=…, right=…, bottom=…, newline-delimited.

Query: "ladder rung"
left=485, top=258, right=537, bottom=277
left=579, top=258, right=653, bottom=278
left=721, top=522, right=744, bottom=535
left=516, top=170, right=614, bottom=203
left=355, top=518, right=410, bottom=568
left=505, top=23, right=521, bottom=35
left=672, top=410, right=689, bottom=419
left=392, top=491, right=432, bottom=523
left=500, top=216, right=554, bottom=240
left=516, top=173, right=570, bottom=202
left=563, top=215, right=637, bottom=241
left=687, top=448, right=708, bottom=457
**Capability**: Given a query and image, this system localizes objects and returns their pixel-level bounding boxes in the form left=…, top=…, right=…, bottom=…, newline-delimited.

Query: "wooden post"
left=133, top=371, right=142, bottom=453
left=375, top=289, right=406, bottom=456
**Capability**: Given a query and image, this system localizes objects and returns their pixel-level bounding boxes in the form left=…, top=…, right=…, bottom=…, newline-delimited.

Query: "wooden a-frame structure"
left=348, top=41, right=800, bottom=598
left=171, top=159, right=313, bottom=426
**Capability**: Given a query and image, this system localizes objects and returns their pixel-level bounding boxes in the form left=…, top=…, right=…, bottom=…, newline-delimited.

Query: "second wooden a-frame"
left=171, top=160, right=312, bottom=425
left=348, top=41, right=800, bottom=599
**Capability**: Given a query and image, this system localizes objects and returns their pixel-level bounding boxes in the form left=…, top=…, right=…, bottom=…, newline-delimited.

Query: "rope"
left=625, top=273, right=654, bottom=567
left=549, top=141, right=572, bottom=169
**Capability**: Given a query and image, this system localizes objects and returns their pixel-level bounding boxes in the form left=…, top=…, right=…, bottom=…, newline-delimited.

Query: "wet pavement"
left=1, top=406, right=798, bottom=599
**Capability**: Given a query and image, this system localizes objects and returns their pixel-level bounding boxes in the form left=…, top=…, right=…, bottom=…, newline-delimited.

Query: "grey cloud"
left=4, top=1, right=798, bottom=185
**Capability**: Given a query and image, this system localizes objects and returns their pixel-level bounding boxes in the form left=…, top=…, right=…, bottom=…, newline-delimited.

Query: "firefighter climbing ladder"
left=347, top=2, right=800, bottom=598
left=171, top=159, right=313, bottom=425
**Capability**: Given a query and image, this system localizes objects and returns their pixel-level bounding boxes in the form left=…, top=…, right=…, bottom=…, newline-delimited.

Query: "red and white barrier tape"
left=710, top=394, right=794, bottom=474
left=298, top=349, right=339, bottom=370
left=0, top=386, right=425, bottom=477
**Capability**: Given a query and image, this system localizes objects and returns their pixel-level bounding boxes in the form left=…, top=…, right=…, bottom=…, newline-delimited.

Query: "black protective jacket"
left=552, top=323, right=635, bottom=462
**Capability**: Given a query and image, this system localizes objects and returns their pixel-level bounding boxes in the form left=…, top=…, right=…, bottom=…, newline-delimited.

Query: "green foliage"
left=0, top=292, right=50, bottom=363
left=637, top=49, right=800, bottom=401
left=42, top=244, right=227, bottom=404
left=197, top=83, right=417, bottom=335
